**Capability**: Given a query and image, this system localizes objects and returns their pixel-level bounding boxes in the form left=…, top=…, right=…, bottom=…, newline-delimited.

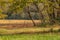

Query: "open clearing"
left=0, top=20, right=60, bottom=40
left=0, top=20, right=40, bottom=25
left=0, top=27, right=59, bottom=34
left=0, top=20, right=40, bottom=28
left=0, top=33, right=60, bottom=40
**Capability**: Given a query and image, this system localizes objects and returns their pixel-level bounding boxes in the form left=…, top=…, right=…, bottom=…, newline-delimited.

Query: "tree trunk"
left=33, top=2, right=44, bottom=24
left=27, top=6, right=36, bottom=26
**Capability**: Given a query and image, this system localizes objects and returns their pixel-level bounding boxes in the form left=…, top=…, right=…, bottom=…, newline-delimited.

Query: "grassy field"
left=0, top=20, right=60, bottom=40
left=0, top=28, right=50, bottom=34
left=0, top=27, right=60, bottom=34
left=0, top=20, right=40, bottom=28
left=0, top=20, right=40, bottom=24
left=0, top=33, right=59, bottom=40
left=0, top=27, right=59, bottom=40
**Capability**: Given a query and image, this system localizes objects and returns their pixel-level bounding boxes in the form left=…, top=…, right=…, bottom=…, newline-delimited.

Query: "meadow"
left=0, top=20, right=60, bottom=40
left=0, top=33, right=60, bottom=40
left=0, top=20, right=40, bottom=28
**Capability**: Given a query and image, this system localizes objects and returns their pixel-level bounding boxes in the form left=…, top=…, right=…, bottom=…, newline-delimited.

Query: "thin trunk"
left=27, top=6, right=36, bottom=26
left=33, top=2, right=44, bottom=23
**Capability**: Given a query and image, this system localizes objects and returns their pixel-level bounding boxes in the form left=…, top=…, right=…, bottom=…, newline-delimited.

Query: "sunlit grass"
left=0, top=27, right=59, bottom=34
left=0, top=27, right=59, bottom=40
left=0, top=33, right=59, bottom=40
left=0, top=28, right=51, bottom=34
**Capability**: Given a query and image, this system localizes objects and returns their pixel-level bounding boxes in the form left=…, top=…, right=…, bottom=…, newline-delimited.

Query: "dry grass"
left=0, top=28, right=50, bottom=34
left=0, top=20, right=60, bottom=34
left=0, top=20, right=41, bottom=28
left=0, top=20, right=40, bottom=24
left=0, top=27, right=60, bottom=34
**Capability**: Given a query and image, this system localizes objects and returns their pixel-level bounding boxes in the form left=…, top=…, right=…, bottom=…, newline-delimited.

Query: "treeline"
left=0, top=0, right=40, bottom=19
left=0, top=0, right=60, bottom=26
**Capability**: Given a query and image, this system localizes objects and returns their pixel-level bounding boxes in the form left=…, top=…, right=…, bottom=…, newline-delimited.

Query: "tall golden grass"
left=0, top=20, right=40, bottom=24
